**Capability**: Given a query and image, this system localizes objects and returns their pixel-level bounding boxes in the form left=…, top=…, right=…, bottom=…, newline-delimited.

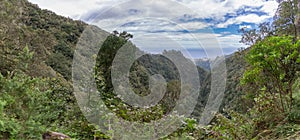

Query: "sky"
left=28, top=0, right=279, bottom=59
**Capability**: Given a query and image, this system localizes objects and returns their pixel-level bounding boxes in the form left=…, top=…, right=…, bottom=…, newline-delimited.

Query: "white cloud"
left=260, top=0, right=279, bottom=16
left=131, top=31, right=245, bottom=58
left=117, top=20, right=210, bottom=33
left=217, top=14, right=270, bottom=28
left=28, top=0, right=279, bottom=27
left=132, top=31, right=244, bottom=50
left=27, top=0, right=277, bottom=57
left=82, top=0, right=278, bottom=31
left=177, top=22, right=210, bottom=30
left=28, top=0, right=128, bottom=19
left=239, top=25, right=252, bottom=29
left=174, top=0, right=278, bottom=20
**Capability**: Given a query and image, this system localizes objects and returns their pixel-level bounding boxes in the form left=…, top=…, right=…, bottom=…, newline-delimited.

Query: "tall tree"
left=240, top=0, right=300, bottom=45
left=95, top=31, right=133, bottom=92
left=240, top=22, right=274, bottom=45
left=274, top=0, right=300, bottom=37
left=241, top=36, right=300, bottom=112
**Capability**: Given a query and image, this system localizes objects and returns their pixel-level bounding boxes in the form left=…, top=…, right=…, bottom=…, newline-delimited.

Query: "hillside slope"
left=0, top=0, right=211, bottom=139
left=0, top=0, right=103, bottom=139
left=193, top=50, right=249, bottom=118
left=0, top=0, right=88, bottom=81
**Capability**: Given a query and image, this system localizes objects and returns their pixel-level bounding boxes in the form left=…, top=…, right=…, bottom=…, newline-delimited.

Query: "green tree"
left=274, top=0, right=300, bottom=37
left=0, top=72, right=52, bottom=139
left=241, top=36, right=300, bottom=113
left=95, top=31, right=133, bottom=92
left=240, top=0, right=300, bottom=45
left=240, top=22, right=274, bottom=45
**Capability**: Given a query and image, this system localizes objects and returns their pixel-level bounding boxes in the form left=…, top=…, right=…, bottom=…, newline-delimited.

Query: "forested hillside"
left=0, top=0, right=208, bottom=139
left=0, top=0, right=100, bottom=139
left=1, top=0, right=300, bottom=139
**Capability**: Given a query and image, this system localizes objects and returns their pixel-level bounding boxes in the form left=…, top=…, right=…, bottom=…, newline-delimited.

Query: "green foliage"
left=287, top=107, right=300, bottom=123
left=239, top=36, right=300, bottom=139
left=4, top=0, right=300, bottom=139
left=17, top=45, right=34, bottom=70
left=240, top=0, right=300, bottom=45
left=0, top=0, right=86, bottom=78
left=288, top=82, right=300, bottom=123
left=94, top=32, right=185, bottom=123
left=0, top=72, right=50, bottom=139
left=0, top=71, right=99, bottom=139
left=162, top=118, right=208, bottom=140
left=95, top=32, right=133, bottom=92
left=242, top=36, right=300, bottom=112
left=274, top=0, right=300, bottom=37
left=209, top=112, right=254, bottom=140
left=0, top=46, right=98, bottom=139
left=240, top=22, right=274, bottom=45
left=193, top=52, right=248, bottom=117
left=273, top=124, right=300, bottom=138
left=46, top=52, right=72, bottom=80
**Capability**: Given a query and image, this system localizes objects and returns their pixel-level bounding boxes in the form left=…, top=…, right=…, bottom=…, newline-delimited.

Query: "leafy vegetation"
left=1, top=0, right=300, bottom=139
left=242, top=36, right=300, bottom=113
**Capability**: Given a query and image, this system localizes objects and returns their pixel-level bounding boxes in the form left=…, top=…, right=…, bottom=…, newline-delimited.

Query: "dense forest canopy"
left=0, top=0, right=300, bottom=139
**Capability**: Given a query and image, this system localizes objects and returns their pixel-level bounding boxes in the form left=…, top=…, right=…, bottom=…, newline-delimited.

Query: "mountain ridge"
left=0, top=0, right=257, bottom=139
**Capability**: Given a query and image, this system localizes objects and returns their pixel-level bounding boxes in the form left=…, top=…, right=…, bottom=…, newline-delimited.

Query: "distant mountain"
left=194, top=58, right=211, bottom=71
left=192, top=51, right=249, bottom=118
left=0, top=0, right=253, bottom=139
left=194, top=54, right=235, bottom=70
left=0, top=0, right=247, bottom=119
